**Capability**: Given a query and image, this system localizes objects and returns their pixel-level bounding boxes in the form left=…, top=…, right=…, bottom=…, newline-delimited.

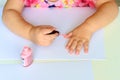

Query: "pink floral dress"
left=24, top=0, right=96, bottom=8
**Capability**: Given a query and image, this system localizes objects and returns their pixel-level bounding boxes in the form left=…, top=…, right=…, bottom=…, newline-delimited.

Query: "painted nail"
left=69, top=50, right=73, bottom=54
left=66, top=46, right=69, bottom=49
left=85, top=49, right=88, bottom=54
left=75, top=51, right=79, bottom=55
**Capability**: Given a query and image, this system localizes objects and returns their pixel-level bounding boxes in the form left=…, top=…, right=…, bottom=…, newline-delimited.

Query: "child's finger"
left=68, top=39, right=78, bottom=54
left=43, top=28, right=56, bottom=34
left=47, top=26, right=57, bottom=31
left=83, top=41, right=89, bottom=53
left=75, top=40, right=84, bottom=55
left=66, top=39, right=73, bottom=49
left=63, top=32, right=72, bottom=38
left=48, top=33, right=59, bottom=39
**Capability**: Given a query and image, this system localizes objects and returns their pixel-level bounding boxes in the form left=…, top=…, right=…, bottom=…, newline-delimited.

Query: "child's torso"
left=24, top=0, right=96, bottom=8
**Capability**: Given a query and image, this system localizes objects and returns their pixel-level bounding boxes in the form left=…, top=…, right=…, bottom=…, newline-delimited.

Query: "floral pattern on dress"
left=24, top=0, right=96, bottom=8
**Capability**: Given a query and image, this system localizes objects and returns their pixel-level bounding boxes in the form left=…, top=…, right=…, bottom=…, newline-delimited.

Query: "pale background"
left=0, top=0, right=120, bottom=80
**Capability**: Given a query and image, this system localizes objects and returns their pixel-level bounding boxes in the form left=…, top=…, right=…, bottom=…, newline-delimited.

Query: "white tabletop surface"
left=0, top=8, right=105, bottom=61
left=0, top=7, right=97, bottom=80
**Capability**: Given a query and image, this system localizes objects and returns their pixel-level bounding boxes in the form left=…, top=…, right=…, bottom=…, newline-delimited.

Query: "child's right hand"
left=29, top=25, right=59, bottom=46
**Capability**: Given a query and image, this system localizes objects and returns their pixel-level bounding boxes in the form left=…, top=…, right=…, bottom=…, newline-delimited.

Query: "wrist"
left=27, top=25, right=34, bottom=41
left=80, top=21, right=96, bottom=34
left=28, top=26, right=35, bottom=41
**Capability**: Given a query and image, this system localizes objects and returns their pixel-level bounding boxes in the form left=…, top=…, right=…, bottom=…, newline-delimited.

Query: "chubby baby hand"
left=64, top=26, right=93, bottom=55
left=29, top=25, right=59, bottom=46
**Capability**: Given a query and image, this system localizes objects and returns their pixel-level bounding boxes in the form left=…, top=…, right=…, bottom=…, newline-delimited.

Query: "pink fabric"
left=24, top=0, right=39, bottom=7
left=24, top=0, right=96, bottom=8
left=21, top=46, right=33, bottom=67
left=78, top=0, right=95, bottom=8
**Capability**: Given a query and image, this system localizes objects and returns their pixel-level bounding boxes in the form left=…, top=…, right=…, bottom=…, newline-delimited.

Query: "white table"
left=0, top=7, right=105, bottom=80
left=0, top=8, right=105, bottom=61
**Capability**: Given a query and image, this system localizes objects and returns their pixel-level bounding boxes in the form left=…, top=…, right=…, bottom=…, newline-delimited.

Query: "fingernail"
left=69, top=50, right=73, bottom=54
left=85, top=49, right=88, bottom=54
left=53, top=27, right=56, bottom=29
left=66, top=46, right=68, bottom=49
left=75, top=51, right=79, bottom=55
left=62, top=34, right=66, bottom=38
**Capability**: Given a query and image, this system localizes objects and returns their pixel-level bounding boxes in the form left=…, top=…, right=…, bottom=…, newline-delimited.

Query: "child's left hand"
left=64, top=25, right=94, bottom=55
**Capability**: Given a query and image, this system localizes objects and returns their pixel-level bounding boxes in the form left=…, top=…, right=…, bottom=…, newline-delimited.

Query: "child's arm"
left=2, top=0, right=58, bottom=46
left=82, top=0, right=119, bottom=33
left=2, top=0, right=32, bottom=40
left=65, top=0, right=118, bottom=54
